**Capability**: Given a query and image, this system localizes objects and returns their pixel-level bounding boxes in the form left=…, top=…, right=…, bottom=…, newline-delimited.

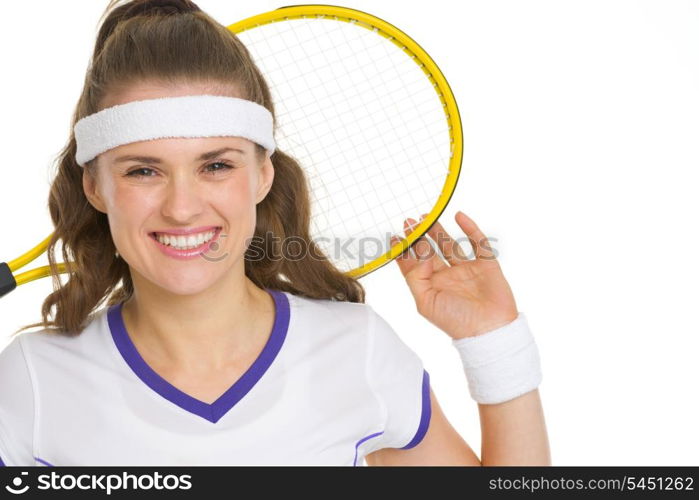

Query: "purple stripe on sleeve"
left=355, top=370, right=432, bottom=465
left=0, top=454, right=4, bottom=466
left=353, top=431, right=384, bottom=466
left=400, top=369, right=432, bottom=449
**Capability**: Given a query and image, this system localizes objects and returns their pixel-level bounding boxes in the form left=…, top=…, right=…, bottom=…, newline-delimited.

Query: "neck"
left=120, top=266, right=274, bottom=373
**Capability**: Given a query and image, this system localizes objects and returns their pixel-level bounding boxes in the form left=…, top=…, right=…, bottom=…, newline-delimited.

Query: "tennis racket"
left=0, top=3, right=463, bottom=299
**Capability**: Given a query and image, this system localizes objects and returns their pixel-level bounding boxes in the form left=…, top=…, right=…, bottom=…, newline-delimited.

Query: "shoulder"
left=0, top=308, right=109, bottom=400
left=9, top=308, right=108, bottom=353
left=0, top=308, right=109, bottom=466
left=285, top=291, right=369, bottom=314
left=285, top=292, right=374, bottom=333
left=285, top=292, right=413, bottom=350
left=0, top=321, right=90, bottom=402
left=0, top=333, right=36, bottom=465
left=0, top=333, right=31, bottom=381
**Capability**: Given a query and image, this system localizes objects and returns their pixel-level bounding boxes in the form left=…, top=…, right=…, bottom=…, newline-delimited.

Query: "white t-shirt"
left=0, top=288, right=431, bottom=466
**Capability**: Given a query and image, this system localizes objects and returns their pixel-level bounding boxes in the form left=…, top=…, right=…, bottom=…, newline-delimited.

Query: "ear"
left=82, top=167, right=108, bottom=214
left=255, top=153, right=275, bottom=204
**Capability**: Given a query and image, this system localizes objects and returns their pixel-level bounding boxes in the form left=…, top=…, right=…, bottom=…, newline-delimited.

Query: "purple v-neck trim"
left=107, top=288, right=290, bottom=424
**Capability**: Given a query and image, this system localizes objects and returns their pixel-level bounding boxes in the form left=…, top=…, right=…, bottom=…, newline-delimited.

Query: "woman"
left=0, top=0, right=549, bottom=466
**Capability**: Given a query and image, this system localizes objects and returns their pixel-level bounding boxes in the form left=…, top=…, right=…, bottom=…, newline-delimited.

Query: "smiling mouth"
left=148, top=227, right=222, bottom=251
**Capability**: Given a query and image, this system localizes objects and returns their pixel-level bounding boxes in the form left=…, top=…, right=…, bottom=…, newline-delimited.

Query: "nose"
left=160, top=173, right=206, bottom=223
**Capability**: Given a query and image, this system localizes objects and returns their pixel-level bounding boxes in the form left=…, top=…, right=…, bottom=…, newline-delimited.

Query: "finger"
left=390, top=232, right=434, bottom=290
left=390, top=233, right=420, bottom=277
left=455, top=211, right=497, bottom=261
left=404, top=217, right=448, bottom=272
left=395, top=220, right=434, bottom=297
left=420, top=212, right=471, bottom=266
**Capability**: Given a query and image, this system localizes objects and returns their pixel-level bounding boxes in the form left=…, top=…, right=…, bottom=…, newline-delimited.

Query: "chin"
left=152, top=270, right=218, bottom=296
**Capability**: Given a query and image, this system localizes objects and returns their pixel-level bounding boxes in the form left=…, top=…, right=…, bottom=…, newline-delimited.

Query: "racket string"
left=237, top=16, right=454, bottom=272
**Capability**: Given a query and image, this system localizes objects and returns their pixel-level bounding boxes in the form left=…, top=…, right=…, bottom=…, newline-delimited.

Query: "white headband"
left=73, top=94, right=276, bottom=167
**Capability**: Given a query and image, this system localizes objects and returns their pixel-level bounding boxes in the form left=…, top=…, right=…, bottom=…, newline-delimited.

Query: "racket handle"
left=0, top=262, right=17, bottom=299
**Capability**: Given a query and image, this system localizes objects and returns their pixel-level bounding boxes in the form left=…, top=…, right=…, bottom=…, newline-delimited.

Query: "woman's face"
left=82, top=81, right=275, bottom=296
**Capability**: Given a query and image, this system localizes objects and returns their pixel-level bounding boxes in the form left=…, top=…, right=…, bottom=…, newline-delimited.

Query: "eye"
left=125, top=167, right=156, bottom=178
left=124, top=161, right=236, bottom=179
left=204, top=161, right=236, bottom=174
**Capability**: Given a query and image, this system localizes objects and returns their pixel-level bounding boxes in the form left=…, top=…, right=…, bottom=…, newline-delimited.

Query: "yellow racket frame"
left=228, top=4, right=464, bottom=278
left=5, top=234, right=67, bottom=287
left=2, top=4, right=462, bottom=294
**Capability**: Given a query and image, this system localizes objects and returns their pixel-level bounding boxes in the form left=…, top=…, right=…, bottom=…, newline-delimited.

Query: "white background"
left=1, top=0, right=697, bottom=465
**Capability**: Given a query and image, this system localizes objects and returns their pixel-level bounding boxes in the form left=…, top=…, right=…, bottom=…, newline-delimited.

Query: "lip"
left=149, top=227, right=223, bottom=260
left=149, top=225, right=221, bottom=236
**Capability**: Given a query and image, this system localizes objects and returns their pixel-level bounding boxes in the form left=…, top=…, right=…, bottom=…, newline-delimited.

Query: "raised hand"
left=390, top=211, right=519, bottom=340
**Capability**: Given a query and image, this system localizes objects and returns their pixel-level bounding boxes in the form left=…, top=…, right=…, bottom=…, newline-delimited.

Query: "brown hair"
left=14, top=0, right=365, bottom=337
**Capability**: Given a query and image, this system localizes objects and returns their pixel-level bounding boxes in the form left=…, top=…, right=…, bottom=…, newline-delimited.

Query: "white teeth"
left=155, top=230, right=215, bottom=250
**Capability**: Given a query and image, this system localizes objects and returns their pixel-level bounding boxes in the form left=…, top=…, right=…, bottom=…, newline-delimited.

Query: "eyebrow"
left=114, top=147, right=245, bottom=164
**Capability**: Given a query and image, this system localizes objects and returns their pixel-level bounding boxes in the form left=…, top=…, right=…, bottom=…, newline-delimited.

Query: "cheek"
left=108, top=186, right=161, bottom=226
left=210, top=174, right=258, bottom=214
left=219, top=180, right=254, bottom=207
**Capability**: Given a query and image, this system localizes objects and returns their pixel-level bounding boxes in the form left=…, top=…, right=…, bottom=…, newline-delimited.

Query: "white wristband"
left=451, top=312, right=542, bottom=405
